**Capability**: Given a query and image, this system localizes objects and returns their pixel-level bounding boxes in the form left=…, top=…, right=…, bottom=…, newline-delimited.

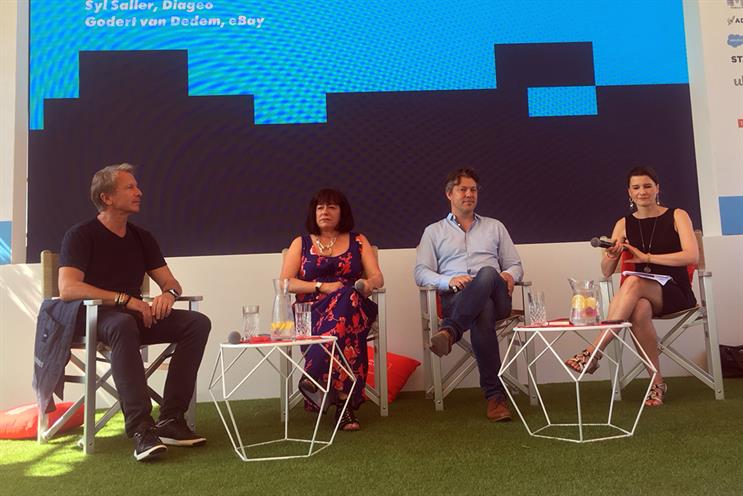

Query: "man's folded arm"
left=414, top=230, right=450, bottom=292
left=497, top=224, right=523, bottom=283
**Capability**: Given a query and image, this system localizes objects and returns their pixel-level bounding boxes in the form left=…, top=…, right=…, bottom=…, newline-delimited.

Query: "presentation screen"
left=28, top=0, right=700, bottom=259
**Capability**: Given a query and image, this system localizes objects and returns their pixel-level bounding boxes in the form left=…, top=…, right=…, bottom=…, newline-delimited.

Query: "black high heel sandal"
left=298, top=378, right=331, bottom=413
left=335, top=404, right=360, bottom=431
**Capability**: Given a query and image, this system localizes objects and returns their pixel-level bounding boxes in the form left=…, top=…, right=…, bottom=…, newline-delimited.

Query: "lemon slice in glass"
left=571, top=295, right=586, bottom=310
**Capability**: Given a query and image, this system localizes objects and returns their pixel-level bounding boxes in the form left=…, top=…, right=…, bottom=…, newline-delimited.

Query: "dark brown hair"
left=305, top=188, right=354, bottom=234
left=445, top=168, right=480, bottom=193
left=626, top=166, right=659, bottom=186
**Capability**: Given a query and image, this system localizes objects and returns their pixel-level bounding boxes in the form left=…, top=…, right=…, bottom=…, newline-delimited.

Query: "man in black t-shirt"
left=59, top=163, right=211, bottom=461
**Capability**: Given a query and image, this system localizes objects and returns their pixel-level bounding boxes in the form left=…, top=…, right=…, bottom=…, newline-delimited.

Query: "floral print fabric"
left=296, top=232, right=378, bottom=410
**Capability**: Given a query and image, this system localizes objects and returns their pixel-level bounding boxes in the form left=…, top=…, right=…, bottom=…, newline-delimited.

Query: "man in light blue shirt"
left=414, top=168, right=523, bottom=422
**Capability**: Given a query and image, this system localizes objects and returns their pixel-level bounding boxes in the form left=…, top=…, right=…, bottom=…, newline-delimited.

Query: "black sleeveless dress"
left=624, top=208, right=696, bottom=315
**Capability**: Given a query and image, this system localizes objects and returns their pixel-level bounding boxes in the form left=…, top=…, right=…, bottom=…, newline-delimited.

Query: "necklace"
left=314, top=235, right=337, bottom=255
left=637, top=216, right=659, bottom=273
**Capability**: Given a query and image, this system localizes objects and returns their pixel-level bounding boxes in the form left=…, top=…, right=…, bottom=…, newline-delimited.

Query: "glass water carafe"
left=271, top=278, right=295, bottom=340
left=568, top=278, right=601, bottom=326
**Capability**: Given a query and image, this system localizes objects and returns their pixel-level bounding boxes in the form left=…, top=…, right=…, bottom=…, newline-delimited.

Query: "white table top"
left=514, top=320, right=632, bottom=332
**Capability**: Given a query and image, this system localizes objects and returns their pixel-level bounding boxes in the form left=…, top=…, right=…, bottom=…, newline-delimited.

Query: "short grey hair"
left=90, top=163, right=135, bottom=212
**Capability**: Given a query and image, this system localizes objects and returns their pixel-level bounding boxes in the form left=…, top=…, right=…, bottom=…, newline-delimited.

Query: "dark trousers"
left=77, top=308, right=211, bottom=437
left=440, top=266, right=512, bottom=400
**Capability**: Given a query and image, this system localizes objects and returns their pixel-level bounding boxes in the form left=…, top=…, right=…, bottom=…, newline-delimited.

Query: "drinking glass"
left=527, top=291, right=548, bottom=326
left=242, top=305, right=260, bottom=340
left=294, top=303, right=312, bottom=338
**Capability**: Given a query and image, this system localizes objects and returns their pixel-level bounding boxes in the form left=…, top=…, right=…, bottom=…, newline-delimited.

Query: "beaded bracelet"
left=114, top=292, right=130, bottom=306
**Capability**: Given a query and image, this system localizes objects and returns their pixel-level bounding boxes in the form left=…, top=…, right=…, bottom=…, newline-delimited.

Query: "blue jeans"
left=440, top=266, right=512, bottom=400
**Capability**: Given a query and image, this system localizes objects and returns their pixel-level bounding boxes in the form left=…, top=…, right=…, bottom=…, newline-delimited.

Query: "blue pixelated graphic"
left=0, top=221, right=11, bottom=265
left=30, top=0, right=689, bottom=128
left=720, top=196, right=743, bottom=235
left=527, top=86, right=597, bottom=117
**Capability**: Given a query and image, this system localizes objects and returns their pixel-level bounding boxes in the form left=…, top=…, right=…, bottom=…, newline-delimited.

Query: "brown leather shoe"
left=486, top=396, right=512, bottom=422
left=429, top=328, right=454, bottom=357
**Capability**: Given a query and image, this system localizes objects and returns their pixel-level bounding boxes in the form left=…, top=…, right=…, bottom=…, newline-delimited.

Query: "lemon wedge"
left=571, top=295, right=586, bottom=309
left=271, top=321, right=295, bottom=331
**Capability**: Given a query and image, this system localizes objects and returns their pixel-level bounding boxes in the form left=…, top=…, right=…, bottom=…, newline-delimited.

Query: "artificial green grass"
left=2, top=377, right=742, bottom=495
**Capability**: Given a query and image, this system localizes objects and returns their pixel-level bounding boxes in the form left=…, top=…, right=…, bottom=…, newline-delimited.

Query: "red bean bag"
left=0, top=402, right=83, bottom=440
left=366, top=347, right=421, bottom=403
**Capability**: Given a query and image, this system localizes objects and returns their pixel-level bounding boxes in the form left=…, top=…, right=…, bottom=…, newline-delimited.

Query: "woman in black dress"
left=565, top=166, right=698, bottom=406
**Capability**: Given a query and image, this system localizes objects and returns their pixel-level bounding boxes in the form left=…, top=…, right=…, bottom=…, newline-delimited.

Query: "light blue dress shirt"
left=414, top=213, right=524, bottom=292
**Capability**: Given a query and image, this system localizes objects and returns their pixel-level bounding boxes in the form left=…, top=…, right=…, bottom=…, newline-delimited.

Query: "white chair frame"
left=599, top=230, right=724, bottom=401
left=418, top=281, right=538, bottom=411
left=37, top=250, right=202, bottom=454
left=283, top=288, right=388, bottom=417
left=280, top=246, right=389, bottom=417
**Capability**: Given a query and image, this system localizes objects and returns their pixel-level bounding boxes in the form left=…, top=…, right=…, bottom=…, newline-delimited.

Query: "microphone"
left=590, top=237, right=614, bottom=249
left=354, top=279, right=366, bottom=292
left=227, top=331, right=242, bottom=344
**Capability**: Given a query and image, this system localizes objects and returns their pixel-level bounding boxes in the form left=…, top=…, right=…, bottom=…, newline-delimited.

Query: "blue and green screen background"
left=26, top=0, right=702, bottom=260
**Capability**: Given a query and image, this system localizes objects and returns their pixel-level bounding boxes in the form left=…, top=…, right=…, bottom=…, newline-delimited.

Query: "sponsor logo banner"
left=729, top=34, right=743, bottom=47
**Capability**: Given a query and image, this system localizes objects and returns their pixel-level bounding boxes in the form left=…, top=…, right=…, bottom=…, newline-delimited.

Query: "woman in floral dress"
left=280, top=189, right=383, bottom=430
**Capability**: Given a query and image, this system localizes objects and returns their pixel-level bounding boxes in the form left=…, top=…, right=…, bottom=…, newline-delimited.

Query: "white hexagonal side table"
left=499, top=321, right=657, bottom=443
left=209, top=336, right=356, bottom=461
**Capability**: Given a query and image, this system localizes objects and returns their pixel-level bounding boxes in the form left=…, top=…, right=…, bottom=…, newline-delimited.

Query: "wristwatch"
left=315, top=281, right=323, bottom=293
left=166, top=288, right=180, bottom=299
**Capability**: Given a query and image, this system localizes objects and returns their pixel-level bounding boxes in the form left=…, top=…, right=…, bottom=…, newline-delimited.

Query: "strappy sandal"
left=335, top=404, right=360, bottom=431
left=565, top=348, right=602, bottom=374
left=298, top=378, right=330, bottom=413
left=645, top=383, right=667, bottom=407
